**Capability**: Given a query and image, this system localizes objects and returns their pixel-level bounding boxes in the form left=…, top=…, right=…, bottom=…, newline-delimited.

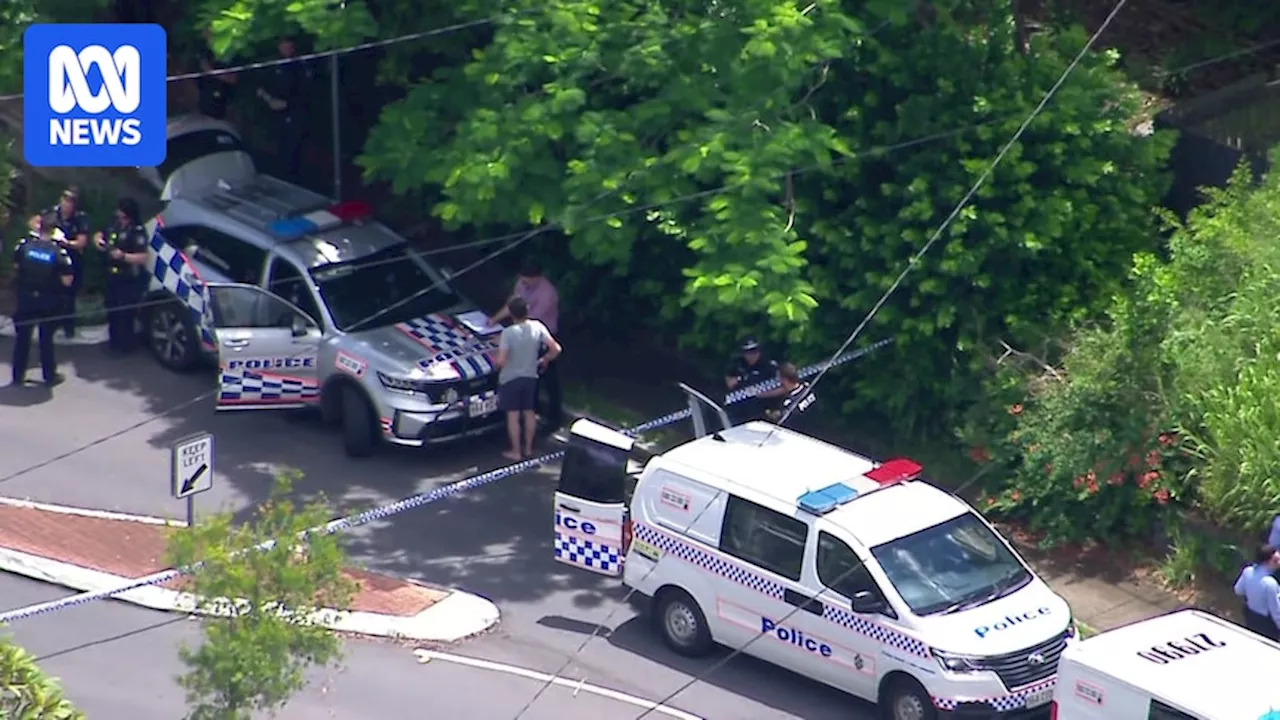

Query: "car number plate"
left=468, top=395, right=498, bottom=417
left=1024, top=687, right=1054, bottom=708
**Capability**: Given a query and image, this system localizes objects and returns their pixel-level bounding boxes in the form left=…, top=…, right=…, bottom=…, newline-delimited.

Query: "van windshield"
left=869, top=513, right=1031, bottom=616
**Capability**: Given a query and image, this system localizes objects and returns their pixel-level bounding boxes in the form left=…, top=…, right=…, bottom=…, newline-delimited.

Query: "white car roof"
left=654, top=422, right=969, bottom=548
left=1064, top=609, right=1280, bottom=717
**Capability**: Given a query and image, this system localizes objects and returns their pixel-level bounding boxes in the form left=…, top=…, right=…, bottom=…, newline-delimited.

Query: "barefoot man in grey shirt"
left=495, top=297, right=562, bottom=460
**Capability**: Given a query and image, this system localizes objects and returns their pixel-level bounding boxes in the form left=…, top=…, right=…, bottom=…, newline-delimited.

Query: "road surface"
left=0, top=344, right=876, bottom=719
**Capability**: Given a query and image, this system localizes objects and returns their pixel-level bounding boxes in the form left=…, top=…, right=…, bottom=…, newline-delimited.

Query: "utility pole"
left=330, top=1, right=346, bottom=201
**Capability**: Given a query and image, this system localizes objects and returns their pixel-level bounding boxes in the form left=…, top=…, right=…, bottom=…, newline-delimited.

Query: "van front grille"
left=979, top=629, right=1070, bottom=690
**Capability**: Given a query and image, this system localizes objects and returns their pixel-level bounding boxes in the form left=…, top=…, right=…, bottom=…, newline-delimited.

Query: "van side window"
left=816, top=532, right=876, bottom=599
left=720, top=497, right=806, bottom=581
left=1148, top=701, right=1200, bottom=720
left=557, top=437, right=628, bottom=504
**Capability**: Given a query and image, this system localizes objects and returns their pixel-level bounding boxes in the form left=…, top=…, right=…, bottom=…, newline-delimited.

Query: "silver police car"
left=138, top=115, right=505, bottom=457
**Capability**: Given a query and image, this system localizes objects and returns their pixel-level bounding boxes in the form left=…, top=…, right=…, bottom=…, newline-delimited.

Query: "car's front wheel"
left=146, top=300, right=199, bottom=372
left=881, top=676, right=937, bottom=720
left=340, top=384, right=379, bottom=458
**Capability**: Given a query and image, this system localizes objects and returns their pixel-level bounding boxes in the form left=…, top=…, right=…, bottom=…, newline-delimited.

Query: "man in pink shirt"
left=489, top=264, right=563, bottom=427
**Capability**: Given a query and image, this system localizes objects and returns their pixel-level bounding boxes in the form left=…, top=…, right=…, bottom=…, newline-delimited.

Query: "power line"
left=633, top=2, right=1131, bottom=717
left=0, top=15, right=510, bottom=102
left=7, top=119, right=992, bottom=333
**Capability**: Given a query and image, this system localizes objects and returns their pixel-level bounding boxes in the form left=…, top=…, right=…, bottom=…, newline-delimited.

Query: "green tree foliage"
left=0, top=0, right=110, bottom=93
left=0, top=633, right=85, bottom=719
left=963, top=157, right=1280, bottom=543
left=353, top=0, right=1172, bottom=431
left=167, top=473, right=355, bottom=720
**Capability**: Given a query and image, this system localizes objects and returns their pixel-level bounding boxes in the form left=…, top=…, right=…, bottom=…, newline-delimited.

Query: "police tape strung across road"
left=0, top=339, right=892, bottom=624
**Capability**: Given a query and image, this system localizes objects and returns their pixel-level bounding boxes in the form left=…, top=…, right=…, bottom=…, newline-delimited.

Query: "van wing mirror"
left=678, top=382, right=732, bottom=439
left=851, top=590, right=888, bottom=615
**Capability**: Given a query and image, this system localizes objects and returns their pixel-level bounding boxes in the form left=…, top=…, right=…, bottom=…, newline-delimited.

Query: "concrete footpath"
left=0, top=497, right=499, bottom=642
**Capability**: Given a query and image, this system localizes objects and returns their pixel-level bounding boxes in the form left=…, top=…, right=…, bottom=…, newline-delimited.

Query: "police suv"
left=1052, top=608, right=1280, bottom=719
left=136, top=115, right=505, bottom=456
left=554, top=387, right=1077, bottom=719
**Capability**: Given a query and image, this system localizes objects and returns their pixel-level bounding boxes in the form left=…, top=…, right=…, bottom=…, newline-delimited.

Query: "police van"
left=1051, top=608, right=1280, bottom=719
left=554, top=386, right=1077, bottom=719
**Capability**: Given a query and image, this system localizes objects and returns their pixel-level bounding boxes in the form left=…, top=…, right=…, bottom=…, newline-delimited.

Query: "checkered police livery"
left=218, top=370, right=320, bottom=405
left=635, top=523, right=788, bottom=600
left=395, top=314, right=496, bottom=380
left=554, top=532, right=621, bottom=574
left=932, top=677, right=1057, bottom=713
left=148, top=231, right=216, bottom=349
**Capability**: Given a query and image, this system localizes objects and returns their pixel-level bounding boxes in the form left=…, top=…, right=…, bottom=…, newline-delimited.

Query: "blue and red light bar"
left=267, top=200, right=374, bottom=240
left=864, top=458, right=923, bottom=486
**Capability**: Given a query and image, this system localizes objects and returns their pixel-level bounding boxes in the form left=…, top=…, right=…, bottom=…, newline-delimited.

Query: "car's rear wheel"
left=146, top=300, right=199, bottom=372
left=340, top=384, right=379, bottom=458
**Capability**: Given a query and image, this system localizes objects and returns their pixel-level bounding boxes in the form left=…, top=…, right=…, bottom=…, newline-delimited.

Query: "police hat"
left=741, top=338, right=761, bottom=352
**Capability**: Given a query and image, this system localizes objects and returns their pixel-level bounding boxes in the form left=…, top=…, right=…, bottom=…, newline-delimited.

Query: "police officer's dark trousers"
left=105, top=274, right=144, bottom=352
left=62, top=249, right=82, bottom=336
left=275, top=111, right=303, bottom=182
left=1243, top=607, right=1279, bottom=640
left=12, top=291, right=60, bottom=383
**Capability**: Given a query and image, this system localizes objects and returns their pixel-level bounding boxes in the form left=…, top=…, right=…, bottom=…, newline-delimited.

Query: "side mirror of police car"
left=290, top=316, right=309, bottom=337
left=851, top=590, right=887, bottom=616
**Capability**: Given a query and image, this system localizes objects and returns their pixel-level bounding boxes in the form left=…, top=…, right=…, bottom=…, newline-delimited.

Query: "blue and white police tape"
left=0, top=338, right=892, bottom=624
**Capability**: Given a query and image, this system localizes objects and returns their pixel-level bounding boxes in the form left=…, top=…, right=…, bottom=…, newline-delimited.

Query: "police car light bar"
left=864, top=458, right=923, bottom=486
left=797, top=483, right=860, bottom=515
left=266, top=202, right=374, bottom=240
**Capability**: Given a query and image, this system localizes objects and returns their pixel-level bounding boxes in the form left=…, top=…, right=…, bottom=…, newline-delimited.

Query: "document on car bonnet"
left=457, top=310, right=502, bottom=335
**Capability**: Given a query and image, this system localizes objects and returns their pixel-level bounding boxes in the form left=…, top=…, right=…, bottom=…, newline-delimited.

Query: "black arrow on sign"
left=182, top=464, right=208, bottom=495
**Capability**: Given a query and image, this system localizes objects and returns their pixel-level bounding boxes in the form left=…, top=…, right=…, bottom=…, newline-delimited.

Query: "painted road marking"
left=412, top=649, right=704, bottom=720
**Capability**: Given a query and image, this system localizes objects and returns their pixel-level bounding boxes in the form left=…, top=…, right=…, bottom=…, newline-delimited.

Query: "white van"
left=1052, top=608, right=1280, bottom=719
left=553, top=387, right=1078, bottom=720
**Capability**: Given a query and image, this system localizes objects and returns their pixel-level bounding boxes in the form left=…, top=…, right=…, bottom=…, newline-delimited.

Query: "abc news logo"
left=47, top=44, right=143, bottom=147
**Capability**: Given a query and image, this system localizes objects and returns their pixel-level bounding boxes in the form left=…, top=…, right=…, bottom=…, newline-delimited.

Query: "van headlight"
left=931, top=648, right=982, bottom=673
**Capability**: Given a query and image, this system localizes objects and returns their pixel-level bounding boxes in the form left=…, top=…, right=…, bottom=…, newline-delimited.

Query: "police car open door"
left=206, top=283, right=323, bottom=411
left=554, top=420, right=635, bottom=577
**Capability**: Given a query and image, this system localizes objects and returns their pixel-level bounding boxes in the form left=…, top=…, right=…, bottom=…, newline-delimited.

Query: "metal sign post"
left=171, top=432, right=215, bottom=527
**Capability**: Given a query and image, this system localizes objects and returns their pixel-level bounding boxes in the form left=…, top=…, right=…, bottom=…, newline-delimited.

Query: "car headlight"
left=440, top=387, right=459, bottom=404
left=931, top=648, right=982, bottom=673
left=1066, top=616, right=1078, bottom=639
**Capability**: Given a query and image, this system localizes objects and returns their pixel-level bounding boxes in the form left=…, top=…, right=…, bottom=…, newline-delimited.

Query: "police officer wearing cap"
left=11, top=213, right=75, bottom=386
left=725, top=338, right=778, bottom=421
left=1233, top=544, right=1280, bottom=640
left=95, top=197, right=151, bottom=354
left=48, top=186, right=90, bottom=338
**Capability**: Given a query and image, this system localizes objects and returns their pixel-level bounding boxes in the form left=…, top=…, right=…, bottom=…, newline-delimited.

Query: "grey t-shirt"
left=498, top=319, right=552, bottom=384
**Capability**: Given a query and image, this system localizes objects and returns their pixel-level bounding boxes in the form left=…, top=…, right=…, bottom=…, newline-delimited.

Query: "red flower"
left=1086, top=479, right=1100, bottom=495
left=1085, top=469, right=1096, bottom=483
left=1107, top=473, right=1125, bottom=486
left=1145, top=450, right=1161, bottom=469
left=1073, top=476, right=1085, bottom=489
left=1138, top=471, right=1159, bottom=490
left=1009, top=404, right=1024, bottom=416
left=969, top=446, right=991, bottom=463
left=986, top=496, right=996, bottom=506
left=1158, top=433, right=1178, bottom=447
left=1010, top=490, right=1022, bottom=503
left=1154, top=488, right=1171, bottom=505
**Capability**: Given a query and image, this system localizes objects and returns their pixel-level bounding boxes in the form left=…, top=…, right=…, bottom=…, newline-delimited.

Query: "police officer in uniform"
left=48, top=186, right=90, bottom=338
left=255, top=37, right=313, bottom=181
left=1234, top=544, right=1280, bottom=640
left=725, top=338, right=779, bottom=422
left=95, top=197, right=151, bottom=354
left=11, top=213, right=75, bottom=386
left=763, top=363, right=817, bottom=425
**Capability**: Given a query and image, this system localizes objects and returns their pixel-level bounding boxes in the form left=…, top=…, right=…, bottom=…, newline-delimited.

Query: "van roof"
left=655, top=422, right=969, bottom=547
left=1063, top=609, right=1280, bottom=717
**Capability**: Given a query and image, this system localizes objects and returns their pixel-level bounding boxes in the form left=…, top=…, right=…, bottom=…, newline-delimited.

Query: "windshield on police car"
left=869, top=512, right=1031, bottom=617
left=311, top=242, right=460, bottom=332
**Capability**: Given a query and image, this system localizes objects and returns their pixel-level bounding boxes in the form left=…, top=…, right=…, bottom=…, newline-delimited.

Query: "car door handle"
left=558, top=502, right=582, bottom=513
left=783, top=589, right=825, bottom=616
left=222, top=338, right=249, bottom=349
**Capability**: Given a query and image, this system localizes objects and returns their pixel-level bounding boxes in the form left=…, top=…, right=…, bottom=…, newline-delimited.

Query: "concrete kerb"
left=0, top=500, right=500, bottom=643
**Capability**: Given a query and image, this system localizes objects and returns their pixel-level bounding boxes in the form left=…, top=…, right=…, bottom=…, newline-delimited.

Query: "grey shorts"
left=498, top=377, right=538, bottom=412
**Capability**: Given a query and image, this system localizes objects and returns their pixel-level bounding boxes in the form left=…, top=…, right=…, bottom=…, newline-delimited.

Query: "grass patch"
left=1077, top=620, right=1098, bottom=639
left=562, top=381, right=684, bottom=451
